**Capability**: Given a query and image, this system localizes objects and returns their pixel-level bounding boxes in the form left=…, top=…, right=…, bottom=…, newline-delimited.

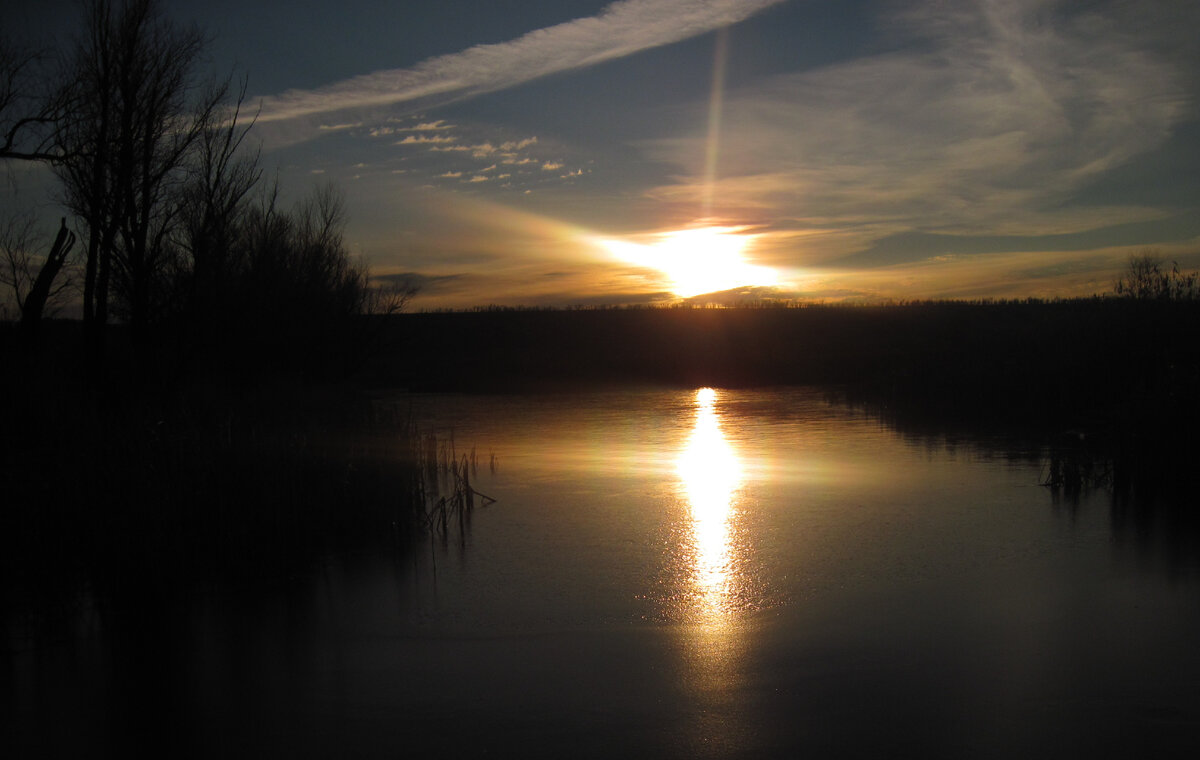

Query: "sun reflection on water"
left=673, top=387, right=753, bottom=750
left=677, top=387, right=744, bottom=619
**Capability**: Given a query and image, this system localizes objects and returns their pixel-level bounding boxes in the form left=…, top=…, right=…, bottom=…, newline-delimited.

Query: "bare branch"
left=0, top=37, right=61, bottom=162
left=366, top=276, right=420, bottom=316
left=0, top=210, right=39, bottom=312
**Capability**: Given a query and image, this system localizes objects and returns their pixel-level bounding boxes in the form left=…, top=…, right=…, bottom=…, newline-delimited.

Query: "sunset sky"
left=9, top=0, right=1200, bottom=308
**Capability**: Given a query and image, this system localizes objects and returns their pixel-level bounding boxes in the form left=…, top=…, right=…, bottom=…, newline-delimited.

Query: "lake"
left=6, top=386, right=1200, bottom=757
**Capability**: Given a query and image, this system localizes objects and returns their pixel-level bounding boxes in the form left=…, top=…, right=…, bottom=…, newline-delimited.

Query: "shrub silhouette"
left=1114, top=250, right=1199, bottom=301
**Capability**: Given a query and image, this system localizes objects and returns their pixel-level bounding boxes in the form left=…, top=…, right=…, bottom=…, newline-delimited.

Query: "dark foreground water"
left=6, top=387, right=1200, bottom=757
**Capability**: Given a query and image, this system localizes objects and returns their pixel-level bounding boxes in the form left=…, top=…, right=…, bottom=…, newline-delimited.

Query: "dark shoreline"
left=377, top=300, right=1198, bottom=414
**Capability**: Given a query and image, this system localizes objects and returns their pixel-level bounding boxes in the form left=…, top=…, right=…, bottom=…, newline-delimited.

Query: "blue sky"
left=9, top=0, right=1200, bottom=308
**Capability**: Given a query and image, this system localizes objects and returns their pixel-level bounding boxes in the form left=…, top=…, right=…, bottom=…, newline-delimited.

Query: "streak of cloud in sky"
left=256, top=0, right=785, bottom=127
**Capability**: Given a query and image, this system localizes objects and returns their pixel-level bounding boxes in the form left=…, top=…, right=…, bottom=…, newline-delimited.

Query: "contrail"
left=257, top=0, right=783, bottom=125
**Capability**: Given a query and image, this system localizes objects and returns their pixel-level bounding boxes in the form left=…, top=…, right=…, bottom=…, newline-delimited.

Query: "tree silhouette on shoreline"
left=2, top=0, right=407, bottom=376
left=1114, top=250, right=1200, bottom=302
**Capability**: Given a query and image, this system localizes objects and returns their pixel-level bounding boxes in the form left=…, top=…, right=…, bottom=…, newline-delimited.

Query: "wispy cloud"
left=257, top=0, right=784, bottom=124
left=645, top=0, right=1195, bottom=262
left=369, top=120, right=455, bottom=137
left=406, top=120, right=454, bottom=131
left=395, top=134, right=457, bottom=145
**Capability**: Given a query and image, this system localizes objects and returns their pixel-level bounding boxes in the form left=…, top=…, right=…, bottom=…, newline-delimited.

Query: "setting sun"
left=598, top=226, right=779, bottom=298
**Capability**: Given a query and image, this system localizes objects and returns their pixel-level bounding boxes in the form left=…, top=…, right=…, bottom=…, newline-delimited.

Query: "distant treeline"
left=420, top=296, right=1086, bottom=313
left=378, top=298, right=1196, bottom=410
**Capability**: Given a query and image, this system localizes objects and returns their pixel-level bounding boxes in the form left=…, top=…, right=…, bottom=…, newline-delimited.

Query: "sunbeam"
left=702, top=27, right=730, bottom=219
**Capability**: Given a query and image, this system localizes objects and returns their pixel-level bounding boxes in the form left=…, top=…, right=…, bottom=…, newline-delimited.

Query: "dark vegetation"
left=1, top=1, right=422, bottom=609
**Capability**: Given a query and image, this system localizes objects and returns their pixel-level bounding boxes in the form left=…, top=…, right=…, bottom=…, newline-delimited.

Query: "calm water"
left=7, top=387, right=1200, bottom=757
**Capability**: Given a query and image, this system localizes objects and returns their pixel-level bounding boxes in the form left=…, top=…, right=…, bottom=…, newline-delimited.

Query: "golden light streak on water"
left=673, top=387, right=753, bottom=753
left=677, top=387, right=743, bottom=619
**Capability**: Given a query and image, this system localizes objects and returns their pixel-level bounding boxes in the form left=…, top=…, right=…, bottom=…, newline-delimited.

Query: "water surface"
left=7, top=387, right=1200, bottom=757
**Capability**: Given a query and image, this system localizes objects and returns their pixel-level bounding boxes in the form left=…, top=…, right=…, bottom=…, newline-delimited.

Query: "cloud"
left=396, top=134, right=457, bottom=145
left=428, top=138, right=539, bottom=158
left=372, top=272, right=466, bottom=296
left=372, top=120, right=456, bottom=137
left=541, top=162, right=564, bottom=171
left=644, top=0, right=1195, bottom=259
left=501, top=138, right=538, bottom=151
left=406, top=120, right=454, bottom=131
left=256, top=0, right=785, bottom=124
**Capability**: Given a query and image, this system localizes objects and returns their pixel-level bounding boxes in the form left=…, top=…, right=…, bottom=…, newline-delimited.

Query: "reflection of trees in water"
left=843, top=391, right=1200, bottom=578
left=1041, top=424, right=1199, bottom=578
left=1109, top=494, right=1200, bottom=578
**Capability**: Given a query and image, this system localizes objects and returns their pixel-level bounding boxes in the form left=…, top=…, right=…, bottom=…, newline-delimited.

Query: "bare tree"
left=278, top=182, right=368, bottom=321
left=5, top=1, right=384, bottom=377
left=365, top=276, right=420, bottom=317
left=1, top=212, right=42, bottom=314
left=0, top=213, right=77, bottom=344
left=174, top=79, right=261, bottom=318
left=1114, top=250, right=1200, bottom=301
left=22, top=220, right=77, bottom=328
left=55, top=0, right=231, bottom=346
left=2, top=36, right=73, bottom=343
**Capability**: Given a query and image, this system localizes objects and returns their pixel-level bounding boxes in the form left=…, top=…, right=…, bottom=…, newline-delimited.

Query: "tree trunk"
left=19, top=219, right=76, bottom=350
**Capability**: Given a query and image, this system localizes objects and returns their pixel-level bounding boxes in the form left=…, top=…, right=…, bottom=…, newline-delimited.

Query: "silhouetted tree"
left=225, top=182, right=373, bottom=372
left=2, top=216, right=77, bottom=323
left=365, top=277, right=420, bottom=317
left=171, top=80, right=260, bottom=323
left=2, top=37, right=74, bottom=343
left=5, top=1, right=395, bottom=379
left=55, top=0, right=229, bottom=348
left=1114, top=250, right=1199, bottom=301
left=0, top=214, right=76, bottom=325
left=292, top=182, right=368, bottom=320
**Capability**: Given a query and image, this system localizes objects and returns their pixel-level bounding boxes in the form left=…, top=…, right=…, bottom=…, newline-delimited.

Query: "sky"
left=8, top=0, right=1200, bottom=309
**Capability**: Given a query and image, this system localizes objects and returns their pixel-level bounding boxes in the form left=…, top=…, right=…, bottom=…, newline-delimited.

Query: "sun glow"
left=599, top=226, right=779, bottom=298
